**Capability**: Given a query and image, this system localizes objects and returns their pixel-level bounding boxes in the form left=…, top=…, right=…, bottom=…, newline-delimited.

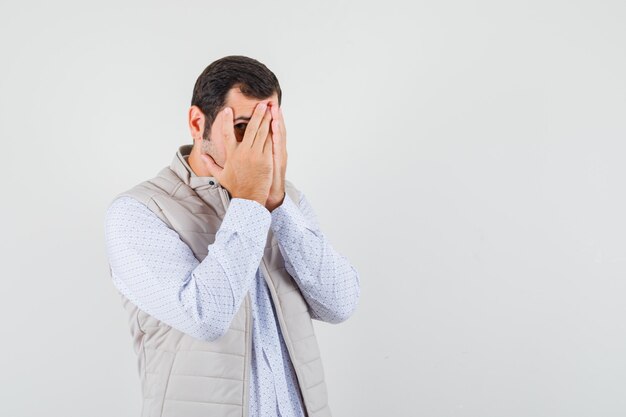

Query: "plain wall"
left=1, top=0, right=625, bottom=416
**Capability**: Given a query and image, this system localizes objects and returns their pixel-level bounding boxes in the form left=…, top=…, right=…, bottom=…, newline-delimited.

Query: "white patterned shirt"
left=104, top=190, right=360, bottom=417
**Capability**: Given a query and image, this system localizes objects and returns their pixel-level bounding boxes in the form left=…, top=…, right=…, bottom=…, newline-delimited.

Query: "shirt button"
left=209, top=181, right=215, bottom=185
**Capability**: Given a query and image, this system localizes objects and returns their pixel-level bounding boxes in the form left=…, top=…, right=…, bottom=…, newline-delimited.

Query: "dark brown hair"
left=191, top=55, right=282, bottom=141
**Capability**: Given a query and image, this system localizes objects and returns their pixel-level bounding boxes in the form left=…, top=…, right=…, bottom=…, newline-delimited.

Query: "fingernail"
left=224, top=107, right=231, bottom=115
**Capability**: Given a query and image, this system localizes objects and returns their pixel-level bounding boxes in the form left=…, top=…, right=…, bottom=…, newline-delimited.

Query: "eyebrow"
left=234, top=116, right=251, bottom=123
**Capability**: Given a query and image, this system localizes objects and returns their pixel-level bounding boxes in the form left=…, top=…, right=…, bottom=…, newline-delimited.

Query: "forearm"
left=179, top=198, right=270, bottom=338
left=105, top=196, right=270, bottom=341
left=270, top=192, right=360, bottom=323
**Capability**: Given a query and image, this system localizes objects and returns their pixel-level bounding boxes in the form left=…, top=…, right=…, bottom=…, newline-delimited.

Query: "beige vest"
left=111, top=144, right=331, bottom=417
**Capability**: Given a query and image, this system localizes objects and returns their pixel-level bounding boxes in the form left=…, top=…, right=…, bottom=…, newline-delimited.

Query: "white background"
left=1, top=1, right=625, bottom=416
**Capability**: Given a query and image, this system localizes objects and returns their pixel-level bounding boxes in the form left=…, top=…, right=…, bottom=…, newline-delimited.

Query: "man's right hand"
left=200, top=102, right=274, bottom=207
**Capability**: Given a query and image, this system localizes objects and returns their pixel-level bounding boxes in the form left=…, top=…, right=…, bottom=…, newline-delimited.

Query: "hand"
left=265, top=104, right=288, bottom=212
left=200, top=102, right=274, bottom=207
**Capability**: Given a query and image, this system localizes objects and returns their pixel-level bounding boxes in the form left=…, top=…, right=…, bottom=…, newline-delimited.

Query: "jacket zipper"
left=258, top=259, right=310, bottom=417
left=224, top=186, right=309, bottom=415
left=218, top=186, right=231, bottom=211
left=219, top=186, right=252, bottom=417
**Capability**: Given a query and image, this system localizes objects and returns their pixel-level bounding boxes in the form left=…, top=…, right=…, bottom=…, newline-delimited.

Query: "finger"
left=272, top=106, right=287, bottom=160
left=271, top=118, right=282, bottom=147
left=263, top=127, right=273, bottom=155
left=253, top=107, right=272, bottom=153
left=220, top=107, right=237, bottom=156
left=242, top=102, right=268, bottom=148
left=278, top=106, right=287, bottom=138
left=264, top=106, right=275, bottom=155
left=271, top=112, right=287, bottom=160
left=270, top=103, right=279, bottom=121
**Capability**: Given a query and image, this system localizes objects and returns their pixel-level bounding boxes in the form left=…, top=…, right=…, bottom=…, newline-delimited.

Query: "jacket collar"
left=170, top=144, right=222, bottom=190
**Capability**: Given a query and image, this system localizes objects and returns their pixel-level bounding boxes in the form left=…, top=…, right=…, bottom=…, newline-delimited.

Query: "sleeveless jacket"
left=110, top=144, right=332, bottom=417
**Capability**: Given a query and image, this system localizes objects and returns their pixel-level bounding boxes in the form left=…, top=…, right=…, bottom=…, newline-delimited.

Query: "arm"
left=270, top=191, right=361, bottom=324
left=104, top=195, right=270, bottom=341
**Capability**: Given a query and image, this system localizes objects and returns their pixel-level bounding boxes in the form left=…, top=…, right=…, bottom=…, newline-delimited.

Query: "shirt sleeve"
left=269, top=191, right=361, bottom=324
left=104, top=195, right=270, bottom=341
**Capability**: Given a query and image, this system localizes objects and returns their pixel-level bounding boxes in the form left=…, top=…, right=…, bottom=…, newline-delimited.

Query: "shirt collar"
left=170, top=144, right=222, bottom=190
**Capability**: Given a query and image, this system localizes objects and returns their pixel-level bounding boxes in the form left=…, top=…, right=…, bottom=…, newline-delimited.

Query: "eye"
left=234, top=123, right=247, bottom=132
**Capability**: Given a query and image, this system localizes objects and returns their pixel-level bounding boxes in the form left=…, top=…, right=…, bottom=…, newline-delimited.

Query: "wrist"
left=266, top=191, right=286, bottom=212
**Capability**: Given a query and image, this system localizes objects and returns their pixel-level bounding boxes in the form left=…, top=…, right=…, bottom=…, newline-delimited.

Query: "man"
left=104, top=55, right=360, bottom=417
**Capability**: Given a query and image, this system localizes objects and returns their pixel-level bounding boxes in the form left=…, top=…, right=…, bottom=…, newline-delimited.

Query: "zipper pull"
left=219, top=187, right=231, bottom=211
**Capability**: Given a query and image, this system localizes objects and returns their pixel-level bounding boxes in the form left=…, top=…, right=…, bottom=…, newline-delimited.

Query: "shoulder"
left=107, top=195, right=150, bottom=215
left=111, top=166, right=186, bottom=208
left=106, top=165, right=187, bottom=221
left=105, top=196, right=162, bottom=234
left=104, top=194, right=186, bottom=254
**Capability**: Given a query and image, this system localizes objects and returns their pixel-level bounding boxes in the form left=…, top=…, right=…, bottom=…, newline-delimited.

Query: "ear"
left=188, top=106, right=206, bottom=143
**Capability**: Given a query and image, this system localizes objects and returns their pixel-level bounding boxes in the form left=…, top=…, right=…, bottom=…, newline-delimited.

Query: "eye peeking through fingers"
left=234, top=123, right=247, bottom=141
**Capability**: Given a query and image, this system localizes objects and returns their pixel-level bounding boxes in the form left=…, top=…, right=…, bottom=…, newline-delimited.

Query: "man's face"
left=201, top=87, right=279, bottom=168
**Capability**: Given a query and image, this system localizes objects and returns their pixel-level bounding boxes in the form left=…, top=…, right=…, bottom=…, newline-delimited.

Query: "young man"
left=104, top=55, right=360, bottom=417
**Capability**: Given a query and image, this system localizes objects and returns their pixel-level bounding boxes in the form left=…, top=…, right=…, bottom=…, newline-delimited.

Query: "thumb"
left=199, top=153, right=224, bottom=180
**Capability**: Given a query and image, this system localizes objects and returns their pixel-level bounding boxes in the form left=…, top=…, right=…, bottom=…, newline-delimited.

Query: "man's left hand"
left=265, top=104, right=288, bottom=212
